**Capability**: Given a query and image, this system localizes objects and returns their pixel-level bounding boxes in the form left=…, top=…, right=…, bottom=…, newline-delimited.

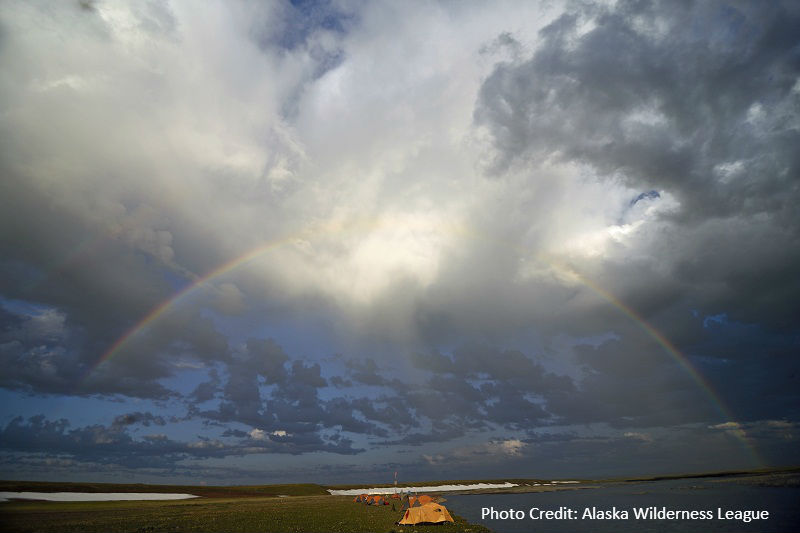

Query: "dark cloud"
left=245, top=338, right=290, bottom=383
left=0, top=413, right=363, bottom=471
left=0, top=300, right=176, bottom=400
left=111, top=412, right=166, bottom=430
left=189, top=367, right=222, bottom=404
left=0, top=176, right=235, bottom=400
left=404, top=345, right=575, bottom=429
left=321, top=398, right=389, bottom=436
left=379, top=425, right=465, bottom=447
left=344, top=358, right=391, bottom=386
left=328, top=375, right=353, bottom=388
left=477, top=2, right=800, bottom=215
left=327, top=346, right=571, bottom=437
left=0, top=415, right=184, bottom=469
left=193, top=341, right=393, bottom=444
left=474, top=0, right=800, bottom=332
left=189, top=339, right=289, bottom=425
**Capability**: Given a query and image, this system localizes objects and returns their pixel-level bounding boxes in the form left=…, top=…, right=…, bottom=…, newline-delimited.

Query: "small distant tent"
left=416, top=495, right=435, bottom=506
left=405, top=494, right=435, bottom=508
left=397, top=503, right=454, bottom=525
left=367, top=495, right=389, bottom=506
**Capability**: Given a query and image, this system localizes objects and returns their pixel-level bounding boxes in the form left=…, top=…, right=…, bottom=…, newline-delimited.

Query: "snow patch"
left=0, top=492, right=199, bottom=502
left=328, top=482, right=517, bottom=496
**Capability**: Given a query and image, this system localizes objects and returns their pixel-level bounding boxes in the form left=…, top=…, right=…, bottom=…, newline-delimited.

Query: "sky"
left=0, top=0, right=798, bottom=486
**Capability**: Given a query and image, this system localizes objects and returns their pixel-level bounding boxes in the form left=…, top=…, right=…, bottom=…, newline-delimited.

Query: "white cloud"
left=434, top=438, right=528, bottom=464
left=248, top=429, right=266, bottom=440
left=709, top=422, right=742, bottom=430
left=1, top=0, right=658, bottom=340
left=623, top=432, right=653, bottom=443
left=249, top=428, right=291, bottom=440
left=188, top=439, right=224, bottom=449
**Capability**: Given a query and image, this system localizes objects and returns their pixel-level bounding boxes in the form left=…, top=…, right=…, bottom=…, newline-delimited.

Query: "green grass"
left=0, top=495, right=491, bottom=533
left=5, top=468, right=794, bottom=532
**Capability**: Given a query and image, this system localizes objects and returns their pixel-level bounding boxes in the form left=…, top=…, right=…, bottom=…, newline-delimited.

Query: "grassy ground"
left=0, top=495, right=492, bottom=533
left=6, top=469, right=791, bottom=531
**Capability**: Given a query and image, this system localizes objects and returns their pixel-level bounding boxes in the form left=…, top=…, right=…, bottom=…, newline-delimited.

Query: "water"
left=444, top=478, right=799, bottom=532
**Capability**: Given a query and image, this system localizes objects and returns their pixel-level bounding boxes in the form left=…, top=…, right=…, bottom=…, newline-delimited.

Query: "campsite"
left=3, top=469, right=797, bottom=532
left=352, top=493, right=455, bottom=526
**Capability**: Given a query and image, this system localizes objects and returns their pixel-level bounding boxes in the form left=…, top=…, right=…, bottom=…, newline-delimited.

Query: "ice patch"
left=328, top=482, right=517, bottom=496
left=0, top=492, right=199, bottom=502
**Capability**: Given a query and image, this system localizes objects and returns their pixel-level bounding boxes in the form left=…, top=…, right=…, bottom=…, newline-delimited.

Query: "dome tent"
left=407, top=494, right=435, bottom=507
left=397, top=503, right=454, bottom=525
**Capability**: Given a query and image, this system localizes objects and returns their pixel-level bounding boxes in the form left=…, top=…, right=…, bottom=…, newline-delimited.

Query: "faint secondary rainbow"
left=86, top=220, right=763, bottom=466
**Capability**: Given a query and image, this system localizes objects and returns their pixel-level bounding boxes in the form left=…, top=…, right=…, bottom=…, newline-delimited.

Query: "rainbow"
left=86, top=219, right=763, bottom=466
left=452, top=225, right=763, bottom=466
left=86, top=217, right=379, bottom=375
left=556, top=266, right=763, bottom=466
left=88, top=236, right=300, bottom=375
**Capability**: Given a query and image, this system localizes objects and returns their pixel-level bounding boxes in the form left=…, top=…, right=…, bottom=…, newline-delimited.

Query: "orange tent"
left=398, top=503, right=454, bottom=525
left=408, top=494, right=435, bottom=507
left=367, top=495, right=389, bottom=505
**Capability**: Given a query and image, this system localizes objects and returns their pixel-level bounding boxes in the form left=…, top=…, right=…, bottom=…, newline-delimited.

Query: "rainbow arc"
left=86, top=218, right=763, bottom=466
